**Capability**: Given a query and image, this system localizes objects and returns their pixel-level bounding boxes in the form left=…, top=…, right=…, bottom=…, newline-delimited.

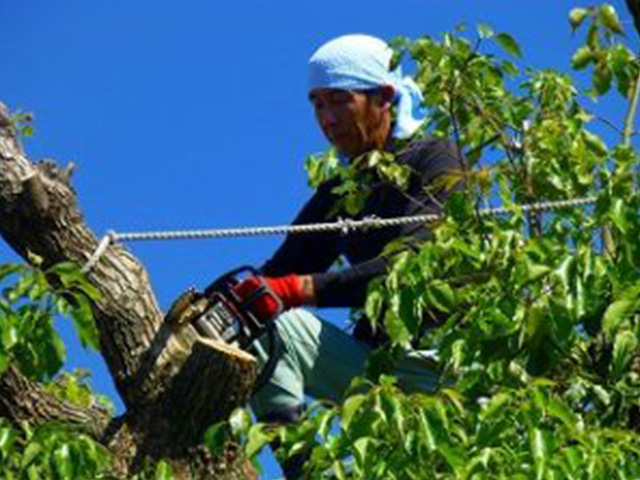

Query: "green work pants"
left=250, top=308, right=440, bottom=421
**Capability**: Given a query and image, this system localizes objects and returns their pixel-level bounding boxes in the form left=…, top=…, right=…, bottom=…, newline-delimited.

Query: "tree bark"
left=0, top=364, right=110, bottom=438
left=0, top=102, right=259, bottom=479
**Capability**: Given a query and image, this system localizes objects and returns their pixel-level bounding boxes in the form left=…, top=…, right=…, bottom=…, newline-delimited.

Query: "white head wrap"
left=308, top=34, right=425, bottom=139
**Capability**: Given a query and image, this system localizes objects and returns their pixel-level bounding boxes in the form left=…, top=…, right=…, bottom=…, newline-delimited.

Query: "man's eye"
left=331, top=94, right=351, bottom=104
left=326, top=97, right=350, bottom=109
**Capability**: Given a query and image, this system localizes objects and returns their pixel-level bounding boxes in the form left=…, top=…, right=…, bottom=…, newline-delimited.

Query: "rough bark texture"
left=0, top=102, right=259, bottom=479
left=0, top=364, right=110, bottom=438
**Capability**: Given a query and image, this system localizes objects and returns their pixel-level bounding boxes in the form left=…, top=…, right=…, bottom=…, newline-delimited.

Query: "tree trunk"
left=0, top=102, right=259, bottom=479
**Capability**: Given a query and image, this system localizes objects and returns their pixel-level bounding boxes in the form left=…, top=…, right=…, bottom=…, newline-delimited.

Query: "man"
left=234, top=34, right=463, bottom=478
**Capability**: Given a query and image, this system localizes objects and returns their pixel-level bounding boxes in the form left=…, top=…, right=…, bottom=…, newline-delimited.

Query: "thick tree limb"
left=0, top=108, right=161, bottom=407
left=0, top=102, right=259, bottom=479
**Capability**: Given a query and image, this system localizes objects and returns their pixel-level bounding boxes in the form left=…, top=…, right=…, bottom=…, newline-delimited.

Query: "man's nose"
left=317, top=106, right=338, bottom=129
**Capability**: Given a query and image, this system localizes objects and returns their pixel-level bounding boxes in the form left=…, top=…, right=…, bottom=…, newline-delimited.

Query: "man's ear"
left=380, top=85, right=395, bottom=111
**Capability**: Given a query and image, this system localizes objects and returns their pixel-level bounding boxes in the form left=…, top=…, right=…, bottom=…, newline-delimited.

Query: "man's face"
left=309, top=88, right=390, bottom=157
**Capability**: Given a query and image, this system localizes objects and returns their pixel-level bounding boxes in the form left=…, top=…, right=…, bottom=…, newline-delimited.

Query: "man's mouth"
left=330, top=132, right=348, bottom=141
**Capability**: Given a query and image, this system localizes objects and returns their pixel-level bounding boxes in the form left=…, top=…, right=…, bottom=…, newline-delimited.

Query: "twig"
left=596, top=115, right=625, bottom=136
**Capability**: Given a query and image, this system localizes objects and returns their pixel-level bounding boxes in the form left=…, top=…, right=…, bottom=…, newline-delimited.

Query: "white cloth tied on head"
left=308, top=34, right=425, bottom=139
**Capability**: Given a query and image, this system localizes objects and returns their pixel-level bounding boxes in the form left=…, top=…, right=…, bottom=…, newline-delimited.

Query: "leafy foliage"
left=0, top=110, right=35, bottom=138
left=233, top=3, right=640, bottom=478
left=0, top=419, right=112, bottom=480
left=0, top=261, right=120, bottom=479
left=0, top=260, right=101, bottom=381
left=0, top=262, right=177, bottom=479
left=306, top=148, right=411, bottom=217
left=44, top=370, right=115, bottom=416
left=3, top=3, right=640, bottom=480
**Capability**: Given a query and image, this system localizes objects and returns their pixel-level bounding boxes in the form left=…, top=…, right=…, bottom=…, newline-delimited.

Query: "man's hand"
left=233, top=274, right=315, bottom=321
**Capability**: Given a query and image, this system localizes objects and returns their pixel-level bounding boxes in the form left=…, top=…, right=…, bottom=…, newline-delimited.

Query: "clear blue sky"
left=0, top=1, right=636, bottom=478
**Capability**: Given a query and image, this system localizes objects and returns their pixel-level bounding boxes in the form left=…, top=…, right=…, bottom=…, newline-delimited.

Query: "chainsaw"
left=165, top=266, right=281, bottom=390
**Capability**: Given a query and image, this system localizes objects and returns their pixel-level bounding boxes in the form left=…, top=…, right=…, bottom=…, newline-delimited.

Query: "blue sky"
left=0, top=1, right=636, bottom=478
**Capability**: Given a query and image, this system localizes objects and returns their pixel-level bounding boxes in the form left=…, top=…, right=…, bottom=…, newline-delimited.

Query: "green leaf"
left=73, top=281, right=101, bottom=302
left=7, top=274, right=36, bottom=303
left=583, top=131, right=608, bottom=156
left=611, top=44, right=636, bottom=98
left=477, top=23, right=494, bottom=39
left=611, top=330, right=638, bottom=379
left=331, top=459, right=348, bottom=480
left=352, top=437, right=372, bottom=469
left=46, top=262, right=81, bottom=284
left=602, top=287, right=640, bottom=339
left=383, top=308, right=411, bottom=345
left=27, top=465, right=39, bottom=480
left=480, top=392, right=512, bottom=421
left=380, top=389, right=404, bottom=437
left=439, top=444, right=466, bottom=472
left=526, top=264, right=552, bottom=284
left=600, top=4, right=623, bottom=34
left=495, top=33, right=522, bottom=58
left=53, top=444, right=73, bottom=480
left=0, top=352, right=10, bottom=376
left=204, top=422, right=229, bottom=456
left=569, top=8, right=589, bottom=31
left=364, top=288, right=384, bottom=324
left=571, top=46, right=594, bottom=70
left=418, top=409, right=436, bottom=452
left=245, top=424, right=273, bottom=459
left=593, top=63, right=613, bottom=95
left=591, top=384, right=611, bottom=406
left=316, top=409, right=336, bottom=440
left=529, top=427, right=548, bottom=480
left=1, top=325, right=18, bottom=351
left=426, top=280, right=455, bottom=313
left=0, top=426, right=16, bottom=458
left=155, top=459, right=173, bottom=480
left=68, top=295, right=100, bottom=350
left=50, top=336, right=67, bottom=376
left=229, top=408, right=251, bottom=436
left=288, top=440, right=309, bottom=458
left=0, top=264, right=24, bottom=283
left=547, top=398, right=582, bottom=433
left=21, top=442, right=41, bottom=468
left=341, top=394, right=367, bottom=431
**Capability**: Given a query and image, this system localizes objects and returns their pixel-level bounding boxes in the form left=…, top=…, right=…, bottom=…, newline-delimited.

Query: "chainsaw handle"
left=203, top=265, right=286, bottom=343
left=203, top=265, right=259, bottom=297
left=195, top=266, right=284, bottom=394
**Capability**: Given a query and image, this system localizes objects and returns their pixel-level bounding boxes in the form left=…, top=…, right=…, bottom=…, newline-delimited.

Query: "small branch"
left=0, top=364, right=111, bottom=439
left=596, top=115, right=625, bottom=136
left=622, top=52, right=640, bottom=147
left=601, top=50, right=640, bottom=258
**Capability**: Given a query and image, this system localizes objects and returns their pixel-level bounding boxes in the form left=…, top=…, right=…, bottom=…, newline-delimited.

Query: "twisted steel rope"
left=82, top=195, right=597, bottom=272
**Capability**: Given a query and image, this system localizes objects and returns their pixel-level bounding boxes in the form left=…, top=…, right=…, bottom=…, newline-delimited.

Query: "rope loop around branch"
left=81, top=231, right=116, bottom=274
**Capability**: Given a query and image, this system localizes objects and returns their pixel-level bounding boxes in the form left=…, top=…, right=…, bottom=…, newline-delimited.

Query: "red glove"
left=233, top=275, right=307, bottom=321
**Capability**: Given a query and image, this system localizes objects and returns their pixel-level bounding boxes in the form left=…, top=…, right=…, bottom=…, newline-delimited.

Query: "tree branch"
left=0, top=101, right=259, bottom=479
left=0, top=364, right=110, bottom=439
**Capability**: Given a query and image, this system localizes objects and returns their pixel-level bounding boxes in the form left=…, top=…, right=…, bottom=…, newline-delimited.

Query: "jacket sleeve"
left=259, top=179, right=342, bottom=277
left=312, top=256, right=389, bottom=308
left=311, top=138, right=465, bottom=308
